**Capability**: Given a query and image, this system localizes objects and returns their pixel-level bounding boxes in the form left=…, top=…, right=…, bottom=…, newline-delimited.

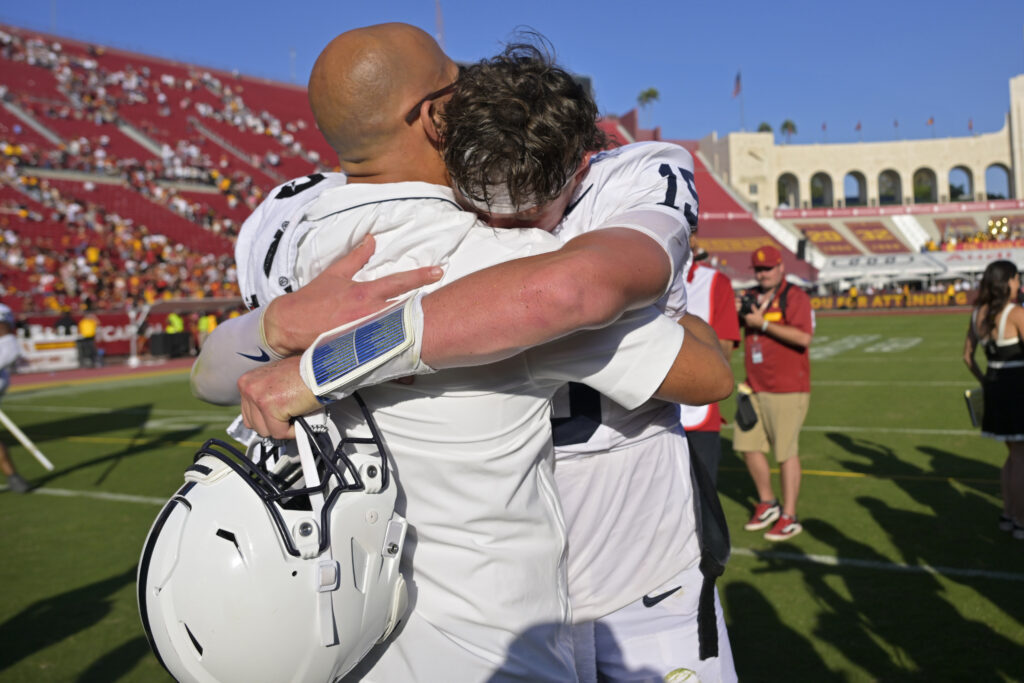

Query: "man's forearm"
left=421, top=228, right=671, bottom=368
left=761, top=321, right=811, bottom=349
left=191, top=310, right=281, bottom=405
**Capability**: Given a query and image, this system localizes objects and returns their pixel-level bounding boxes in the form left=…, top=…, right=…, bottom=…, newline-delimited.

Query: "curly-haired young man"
left=441, top=42, right=737, bottom=683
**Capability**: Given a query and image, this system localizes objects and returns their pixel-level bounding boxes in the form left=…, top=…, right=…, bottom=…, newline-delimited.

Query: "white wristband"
left=300, top=294, right=435, bottom=401
left=761, top=320, right=769, bottom=333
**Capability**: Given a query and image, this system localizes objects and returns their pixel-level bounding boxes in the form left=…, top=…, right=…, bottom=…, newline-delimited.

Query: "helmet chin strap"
left=293, top=410, right=341, bottom=647
left=294, top=411, right=328, bottom=517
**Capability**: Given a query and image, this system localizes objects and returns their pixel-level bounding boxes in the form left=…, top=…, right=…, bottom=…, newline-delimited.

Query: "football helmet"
left=138, top=395, right=408, bottom=682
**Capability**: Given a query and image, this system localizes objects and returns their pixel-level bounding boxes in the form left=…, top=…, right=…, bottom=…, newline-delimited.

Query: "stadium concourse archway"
left=700, top=74, right=1024, bottom=215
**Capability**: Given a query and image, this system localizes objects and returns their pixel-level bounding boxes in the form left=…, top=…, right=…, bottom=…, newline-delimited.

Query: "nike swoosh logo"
left=237, top=348, right=271, bottom=362
left=642, top=585, right=681, bottom=608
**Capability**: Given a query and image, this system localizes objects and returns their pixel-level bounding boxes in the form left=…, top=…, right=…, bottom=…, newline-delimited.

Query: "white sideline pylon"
left=0, top=408, right=54, bottom=471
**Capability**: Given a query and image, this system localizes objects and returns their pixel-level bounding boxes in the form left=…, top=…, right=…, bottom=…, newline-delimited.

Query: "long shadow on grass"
left=0, top=566, right=136, bottom=673
left=714, top=435, right=761, bottom=514
left=825, top=434, right=1022, bottom=623
left=722, top=580, right=841, bottom=682
left=799, top=518, right=1024, bottom=681
left=2, top=405, right=156, bottom=444
left=32, top=423, right=205, bottom=488
left=76, top=636, right=153, bottom=683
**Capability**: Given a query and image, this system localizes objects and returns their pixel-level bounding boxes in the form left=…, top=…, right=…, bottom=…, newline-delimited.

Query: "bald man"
left=190, top=24, right=731, bottom=682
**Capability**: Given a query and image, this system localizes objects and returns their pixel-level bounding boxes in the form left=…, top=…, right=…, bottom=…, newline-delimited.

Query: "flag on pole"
left=927, top=116, right=934, bottom=126
left=855, top=121, right=862, bottom=131
left=732, top=71, right=741, bottom=98
left=894, top=119, right=899, bottom=129
left=821, top=122, right=827, bottom=132
left=968, top=118, right=973, bottom=132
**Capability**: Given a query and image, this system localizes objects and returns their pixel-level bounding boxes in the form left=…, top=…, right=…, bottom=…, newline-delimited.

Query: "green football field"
left=0, top=310, right=1021, bottom=682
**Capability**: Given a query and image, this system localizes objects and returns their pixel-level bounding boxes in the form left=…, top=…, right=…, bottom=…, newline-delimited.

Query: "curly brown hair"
left=441, top=39, right=606, bottom=212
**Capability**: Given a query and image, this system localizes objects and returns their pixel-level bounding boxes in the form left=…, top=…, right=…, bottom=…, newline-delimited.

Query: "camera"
left=738, top=293, right=759, bottom=318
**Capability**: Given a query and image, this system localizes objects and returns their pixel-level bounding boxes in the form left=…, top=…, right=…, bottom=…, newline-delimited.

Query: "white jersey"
left=236, top=179, right=686, bottom=681
left=550, top=142, right=702, bottom=622
left=0, top=333, right=20, bottom=395
left=234, top=172, right=348, bottom=309
left=551, top=141, right=695, bottom=456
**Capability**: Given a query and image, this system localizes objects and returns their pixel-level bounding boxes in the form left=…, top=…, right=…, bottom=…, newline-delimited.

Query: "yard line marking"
left=8, top=366, right=190, bottom=395
left=7, top=486, right=167, bottom=505
left=68, top=435, right=207, bottom=448
left=10, top=483, right=1020, bottom=582
left=718, top=465, right=998, bottom=485
left=732, top=547, right=1024, bottom=582
left=722, top=424, right=978, bottom=437
left=1, top=403, right=233, bottom=418
left=813, top=380, right=974, bottom=387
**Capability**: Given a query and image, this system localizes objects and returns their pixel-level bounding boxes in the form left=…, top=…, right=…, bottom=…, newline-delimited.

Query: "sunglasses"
left=403, top=67, right=463, bottom=125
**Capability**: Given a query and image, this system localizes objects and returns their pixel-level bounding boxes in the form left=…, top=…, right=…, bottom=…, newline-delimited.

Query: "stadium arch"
left=777, top=172, right=800, bottom=208
left=878, top=169, right=902, bottom=206
left=811, top=171, right=834, bottom=208
left=913, top=167, right=938, bottom=204
left=985, top=163, right=1013, bottom=199
left=948, top=166, right=973, bottom=202
left=844, top=171, right=867, bottom=206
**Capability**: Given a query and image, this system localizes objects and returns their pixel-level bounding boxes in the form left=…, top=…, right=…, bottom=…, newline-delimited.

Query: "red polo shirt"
left=743, top=282, right=813, bottom=393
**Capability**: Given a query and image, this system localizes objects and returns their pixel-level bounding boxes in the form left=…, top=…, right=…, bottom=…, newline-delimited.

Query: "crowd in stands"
left=0, top=26, right=342, bottom=313
left=0, top=174, right=238, bottom=313
left=925, top=217, right=1024, bottom=251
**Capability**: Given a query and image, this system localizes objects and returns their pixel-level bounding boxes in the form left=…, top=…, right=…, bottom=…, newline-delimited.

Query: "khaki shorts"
left=732, top=392, right=809, bottom=463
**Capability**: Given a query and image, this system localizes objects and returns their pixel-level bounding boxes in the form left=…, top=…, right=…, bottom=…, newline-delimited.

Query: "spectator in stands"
left=0, top=303, right=30, bottom=493
left=963, top=260, right=1024, bottom=540
left=735, top=245, right=815, bottom=541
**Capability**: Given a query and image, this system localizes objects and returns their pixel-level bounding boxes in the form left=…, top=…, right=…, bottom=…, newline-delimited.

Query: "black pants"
left=686, top=429, right=723, bottom=488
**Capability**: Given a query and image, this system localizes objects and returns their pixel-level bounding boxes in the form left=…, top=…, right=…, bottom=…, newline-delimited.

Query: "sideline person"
left=680, top=236, right=741, bottom=485
left=735, top=245, right=814, bottom=541
left=0, top=304, right=30, bottom=493
left=963, top=259, right=1024, bottom=540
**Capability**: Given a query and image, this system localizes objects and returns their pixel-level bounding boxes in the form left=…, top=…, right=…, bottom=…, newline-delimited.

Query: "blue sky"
left=2, top=1, right=1022, bottom=145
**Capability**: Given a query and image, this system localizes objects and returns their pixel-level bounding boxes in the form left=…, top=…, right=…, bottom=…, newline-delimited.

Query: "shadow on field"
left=23, top=403, right=207, bottom=487
left=76, top=636, right=152, bottom=683
left=0, top=566, right=137, bottom=674
left=723, top=581, right=842, bottom=683
left=4, top=404, right=157, bottom=445
left=826, top=435, right=1017, bottom=600
left=798, top=518, right=1024, bottom=681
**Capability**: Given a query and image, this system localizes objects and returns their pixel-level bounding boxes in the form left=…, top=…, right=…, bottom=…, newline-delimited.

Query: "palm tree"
left=780, top=119, right=797, bottom=143
left=757, top=122, right=772, bottom=133
left=637, top=87, right=660, bottom=110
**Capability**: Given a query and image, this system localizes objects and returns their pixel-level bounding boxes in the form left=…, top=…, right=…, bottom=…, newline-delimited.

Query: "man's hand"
left=742, top=296, right=770, bottom=330
left=239, top=356, right=321, bottom=439
left=263, top=234, right=443, bottom=356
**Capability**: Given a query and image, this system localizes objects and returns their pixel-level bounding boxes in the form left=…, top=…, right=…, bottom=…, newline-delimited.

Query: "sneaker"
left=744, top=500, right=781, bottom=531
left=764, top=514, right=803, bottom=541
left=6, top=473, right=31, bottom=494
left=999, top=514, right=1014, bottom=532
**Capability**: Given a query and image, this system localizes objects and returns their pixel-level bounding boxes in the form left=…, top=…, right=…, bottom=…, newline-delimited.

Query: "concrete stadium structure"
left=700, top=75, right=1023, bottom=216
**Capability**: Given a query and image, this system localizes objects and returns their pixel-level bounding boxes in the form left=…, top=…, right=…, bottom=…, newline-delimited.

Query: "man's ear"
left=574, top=154, right=592, bottom=182
left=423, top=104, right=443, bottom=144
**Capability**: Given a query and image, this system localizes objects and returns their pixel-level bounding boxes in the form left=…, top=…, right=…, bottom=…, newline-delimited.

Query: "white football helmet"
left=138, top=395, right=408, bottom=683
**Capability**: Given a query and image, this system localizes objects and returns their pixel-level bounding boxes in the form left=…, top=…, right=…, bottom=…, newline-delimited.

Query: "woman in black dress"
left=964, top=260, right=1024, bottom=540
